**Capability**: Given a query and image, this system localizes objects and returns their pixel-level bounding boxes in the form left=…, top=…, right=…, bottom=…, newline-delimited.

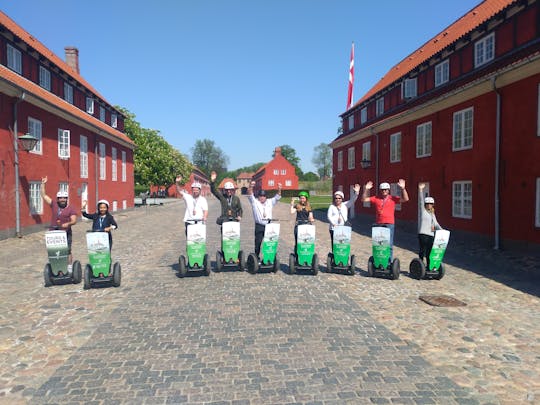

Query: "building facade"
left=0, top=11, right=135, bottom=239
left=252, top=147, right=299, bottom=192
left=332, top=0, right=540, bottom=247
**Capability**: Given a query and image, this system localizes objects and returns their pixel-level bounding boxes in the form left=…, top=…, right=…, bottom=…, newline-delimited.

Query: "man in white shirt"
left=247, top=181, right=281, bottom=258
left=175, top=175, right=209, bottom=236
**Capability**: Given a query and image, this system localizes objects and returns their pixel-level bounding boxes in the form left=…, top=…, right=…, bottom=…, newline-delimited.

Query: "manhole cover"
left=419, top=295, right=467, bottom=307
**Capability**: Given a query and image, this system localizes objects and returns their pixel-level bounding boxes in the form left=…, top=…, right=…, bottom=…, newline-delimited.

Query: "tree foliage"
left=117, top=107, right=191, bottom=187
left=191, top=139, right=229, bottom=175
left=273, top=144, right=303, bottom=178
left=302, top=171, right=320, bottom=182
left=312, top=142, right=333, bottom=179
left=220, top=163, right=265, bottom=185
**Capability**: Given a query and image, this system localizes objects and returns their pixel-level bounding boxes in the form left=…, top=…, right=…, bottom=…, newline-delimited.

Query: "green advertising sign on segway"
left=84, top=231, right=121, bottom=289
left=289, top=222, right=318, bottom=275
left=367, top=225, right=400, bottom=280
left=215, top=220, right=244, bottom=271
left=409, top=229, right=450, bottom=280
left=247, top=221, right=280, bottom=274
left=327, top=225, right=355, bottom=275
left=178, top=221, right=211, bottom=277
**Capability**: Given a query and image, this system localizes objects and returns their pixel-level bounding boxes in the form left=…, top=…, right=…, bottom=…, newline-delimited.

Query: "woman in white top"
left=418, top=183, right=442, bottom=268
left=327, top=184, right=360, bottom=246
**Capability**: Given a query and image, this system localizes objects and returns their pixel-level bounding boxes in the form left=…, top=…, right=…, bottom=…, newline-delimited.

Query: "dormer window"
left=474, top=33, right=495, bottom=68
left=111, top=113, right=118, bottom=128
left=39, top=66, right=51, bottom=91
left=348, top=114, right=354, bottom=131
left=64, top=83, right=73, bottom=104
left=402, top=78, right=417, bottom=99
left=435, top=59, right=449, bottom=87
left=7, top=44, right=22, bottom=74
left=86, top=97, right=94, bottom=114
left=99, top=106, right=105, bottom=122
left=376, top=97, right=384, bottom=117
left=360, top=107, right=367, bottom=124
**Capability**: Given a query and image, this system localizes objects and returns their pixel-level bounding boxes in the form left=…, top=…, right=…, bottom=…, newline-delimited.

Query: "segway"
left=215, top=218, right=245, bottom=272
left=43, top=229, right=82, bottom=286
left=367, top=225, right=400, bottom=279
left=83, top=231, right=121, bottom=289
left=289, top=221, right=318, bottom=275
left=178, top=221, right=211, bottom=277
left=409, top=229, right=450, bottom=280
left=326, top=225, right=355, bottom=275
left=247, top=220, right=280, bottom=274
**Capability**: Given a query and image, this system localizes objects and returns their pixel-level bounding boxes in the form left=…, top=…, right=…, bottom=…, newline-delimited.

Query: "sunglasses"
left=334, top=196, right=342, bottom=199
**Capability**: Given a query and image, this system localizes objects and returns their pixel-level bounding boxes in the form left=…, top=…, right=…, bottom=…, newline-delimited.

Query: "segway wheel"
left=312, top=253, right=319, bottom=276
left=391, top=258, right=401, bottom=280
left=326, top=253, right=334, bottom=273
left=112, top=262, right=121, bottom=287
left=204, top=254, right=211, bottom=276
left=367, top=256, right=374, bottom=277
left=72, top=260, right=82, bottom=284
left=272, top=257, right=280, bottom=273
left=348, top=255, right=356, bottom=276
left=409, top=258, right=425, bottom=280
left=433, top=263, right=445, bottom=280
left=247, top=253, right=259, bottom=274
left=238, top=250, right=245, bottom=271
left=289, top=253, right=296, bottom=274
left=83, top=264, right=92, bottom=290
left=215, top=251, right=223, bottom=272
left=44, top=263, right=53, bottom=287
left=178, top=255, right=187, bottom=278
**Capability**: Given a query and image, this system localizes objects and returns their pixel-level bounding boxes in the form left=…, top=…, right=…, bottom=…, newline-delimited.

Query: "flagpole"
left=346, top=42, right=354, bottom=110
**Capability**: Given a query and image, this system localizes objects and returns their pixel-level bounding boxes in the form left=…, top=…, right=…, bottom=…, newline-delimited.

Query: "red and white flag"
left=346, top=42, right=354, bottom=110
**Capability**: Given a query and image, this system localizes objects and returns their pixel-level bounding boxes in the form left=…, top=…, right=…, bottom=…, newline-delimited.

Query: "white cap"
left=191, top=182, right=202, bottom=189
left=97, top=199, right=110, bottom=208
left=224, top=181, right=235, bottom=190
left=334, top=191, right=344, bottom=198
left=379, top=182, right=391, bottom=190
left=56, top=191, right=69, bottom=198
left=424, top=197, right=435, bottom=204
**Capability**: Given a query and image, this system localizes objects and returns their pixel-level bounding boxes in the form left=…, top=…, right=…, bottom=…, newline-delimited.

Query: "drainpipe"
left=13, top=92, right=26, bottom=238
left=94, top=133, right=99, bottom=204
left=371, top=127, right=379, bottom=188
left=492, top=76, right=501, bottom=250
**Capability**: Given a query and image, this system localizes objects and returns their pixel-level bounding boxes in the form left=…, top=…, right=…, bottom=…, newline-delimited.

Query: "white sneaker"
left=67, top=264, right=73, bottom=274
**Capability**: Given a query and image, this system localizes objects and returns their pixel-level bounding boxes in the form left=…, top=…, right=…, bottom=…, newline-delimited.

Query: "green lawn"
left=282, top=195, right=332, bottom=213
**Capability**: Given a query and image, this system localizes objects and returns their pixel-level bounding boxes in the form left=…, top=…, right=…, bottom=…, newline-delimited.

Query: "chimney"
left=64, top=46, right=79, bottom=74
left=274, top=146, right=281, bottom=156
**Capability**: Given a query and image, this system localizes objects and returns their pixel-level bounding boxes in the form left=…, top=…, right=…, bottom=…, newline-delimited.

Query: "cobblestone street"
left=0, top=197, right=538, bottom=404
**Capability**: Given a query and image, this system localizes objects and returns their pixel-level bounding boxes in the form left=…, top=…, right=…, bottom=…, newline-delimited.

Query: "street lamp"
left=18, top=132, right=39, bottom=151
left=14, top=132, right=38, bottom=237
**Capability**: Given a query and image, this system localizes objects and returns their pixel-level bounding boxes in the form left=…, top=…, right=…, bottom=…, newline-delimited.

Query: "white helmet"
left=224, top=181, right=235, bottom=190
left=379, top=182, right=391, bottom=190
left=334, top=191, right=344, bottom=198
left=191, top=182, right=202, bottom=189
left=424, top=197, right=435, bottom=204
left=97, top=199, right=110, bottom=208
left=56, top=191, right=69, bottom=198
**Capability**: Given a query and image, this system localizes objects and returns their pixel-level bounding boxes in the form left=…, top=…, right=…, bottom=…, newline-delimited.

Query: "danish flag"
left=346, top=42, right=354, bottom=110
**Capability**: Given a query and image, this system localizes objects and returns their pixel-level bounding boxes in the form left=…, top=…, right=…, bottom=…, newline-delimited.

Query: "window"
left=390, top=132, right=401, bottom=163
left=360, top=107, right=367, bottom=125
left=281, top=169, right=286, bottom=175
left=390, top=183, right=402, bottom=211
left=29, top=182, right=43, bottom=214
left=337, top=150, right=343, bottom=171
left=112, top=201, right=118, bottom=212
left=273, top=169, right=279, bottom=175
left=99, top=142, right=106, bottom=180
left=64, top=83, right=73, bottom=104
left=285, top=180, right=292, bottom=187
left=7, top=44, right=22, bottom=74
left=453, top=181, right=472, bottom=218
left=402, top=78, right=417, bottom=99
left=376, top=97, right=384, bottom=116
left=111, top=113, right=118, bottom=128
left=537, top=178, right=540, bottom=227
left=122, top=200, right=127, bottom=210
left=121, top=151, right=127, bottom=182
left=86, top=97, right=94, bottom=114
left=111, top=147, right=117, bottom=181
left=416, top=122, right=432, bottom=158
left=81, top=183, right=88, bottom=209
left=58, top=129, right=70, bottom=159
left=537, top=84, right=540, bottom=137
left=348, top=147, right=355, bottom=169
left=80, top=135, right=88, bottom=178
left=453, top=107, right=474, bottom=151
left=59, top=182, right=69, bottom=194
left=348, top=115, right=354, bottom=130
left=362, top=141, right=371, bottom=166
left=39, top=66, right=51, bottom=91
left=435, top=60, right=449, bottom=87
left=475, top=33, right=495, bottom=68
left=268, top=179, right=275, bottom=187
left=99, top=106, right=105, bottom=122
left=28, top=117, right=42, bottom=154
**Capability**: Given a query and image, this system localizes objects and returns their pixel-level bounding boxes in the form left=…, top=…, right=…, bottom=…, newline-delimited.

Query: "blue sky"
left=3, top=0, right=480, bottom=174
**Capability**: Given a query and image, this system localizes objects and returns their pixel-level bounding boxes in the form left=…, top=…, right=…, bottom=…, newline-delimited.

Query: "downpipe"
left=13, top=92, right=26, bottom=238
left=492, top=76, right=501, bottom=250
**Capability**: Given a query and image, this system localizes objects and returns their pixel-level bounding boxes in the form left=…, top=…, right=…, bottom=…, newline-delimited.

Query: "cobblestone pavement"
left=0, top=196, right=538, bottom=404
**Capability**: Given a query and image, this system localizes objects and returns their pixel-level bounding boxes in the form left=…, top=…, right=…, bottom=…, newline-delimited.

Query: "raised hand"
left=210, top=171, right=217, bottom=182
left=418, top=182, right=426, bottom=190
left=41, top=176, right=48, bottom=184
left=398, top=179, right=406, bottom=189
left=365, top=181, right=373, bottom=190
left=353, top=183, right=361, bottom=193
left=175, top=175, right=182, bottom=184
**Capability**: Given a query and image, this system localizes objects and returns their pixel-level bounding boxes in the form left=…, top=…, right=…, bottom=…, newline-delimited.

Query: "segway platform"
left=44, top=230, right=82, bottom=286
left=326, top=225, right=355, bottom=275
left=215, top=220, right=244, bottom=272
left=247, top=221, right=280, bottom=274
left=289, top=223, right=318, bottom=275
left=409, top=229, right=450, bottom=280
left=367, top=225, right=400, bottom=280
left=84, top=231, right=121, bottom=289
left=179, top=222, right=211, bottom=277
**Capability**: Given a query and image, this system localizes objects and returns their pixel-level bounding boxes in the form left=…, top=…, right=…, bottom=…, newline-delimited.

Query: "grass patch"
left=282, top=195, right=331, bottom=212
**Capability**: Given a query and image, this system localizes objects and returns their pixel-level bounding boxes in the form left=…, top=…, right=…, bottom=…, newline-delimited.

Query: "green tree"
left=301, top=171, right=319, bottom=182
left=312, top=142, right=332, bottom=180
left=191, top=139, right=229, bottom=175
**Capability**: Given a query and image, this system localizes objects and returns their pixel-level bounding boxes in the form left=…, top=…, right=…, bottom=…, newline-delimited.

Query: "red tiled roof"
left=237, top=172, right=253, bottom=179
left=352, top=0, right=516, bottom=108
left=0, top=64, right=134, bottom=146
left=0, top=10, right=114, bottom=108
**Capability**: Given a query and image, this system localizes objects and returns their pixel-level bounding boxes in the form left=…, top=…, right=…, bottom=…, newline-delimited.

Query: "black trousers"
left=254, top=223, right=266, bottom=257
left=418, top=233, right=434, bottom=267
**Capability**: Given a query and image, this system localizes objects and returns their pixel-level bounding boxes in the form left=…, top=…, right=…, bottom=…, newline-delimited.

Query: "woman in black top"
left=81, top=199, right=118, bottom=250
left=290, top=191, right=314, bottom=252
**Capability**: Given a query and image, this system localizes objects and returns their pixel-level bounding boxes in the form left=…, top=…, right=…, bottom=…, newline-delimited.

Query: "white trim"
left=28, top=117, right=42, bottom=155
left=416, top=121, right=432, bottom=158
left=39, top=66, right=51, bottom=91
left=86, top=97, right=94, bottom=114
left=64, top=82, right=74, bottom=104
left=452, top=107, right=474, bottom=151
left=29, top=182, right=43, bottom=215
left=99, top=142, right=106, bottom=180
left=58, top=129, right=70, bottom=159
left=111, top=147, right=117, bottom=181
left=121, top=151, right=127, bottom=182
left=452, top=181, right=472, bottom=219
left=435, top=59, right=449, bottom=87
left=402, top=77, right=417, bottom=99
left=80, top=135, right=88, bottom=178
left=7, top=44, right=22, bottom=74
left=390, top=132, right=401, bottom=163
left=474, top=32, right=495, bottom=68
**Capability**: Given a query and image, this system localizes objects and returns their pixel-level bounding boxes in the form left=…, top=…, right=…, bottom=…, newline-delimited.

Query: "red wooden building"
left=252, top=147, right=299, bottom=191
left=332, top=0, right=540, bottom=248
left=0, top=11, right=135, bottom=239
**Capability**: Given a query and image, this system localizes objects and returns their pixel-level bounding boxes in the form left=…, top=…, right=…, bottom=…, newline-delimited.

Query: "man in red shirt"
left=362, top=179, right=409, bottom=259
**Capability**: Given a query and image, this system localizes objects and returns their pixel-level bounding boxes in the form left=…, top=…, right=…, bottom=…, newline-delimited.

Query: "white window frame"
left=99, top=142, right=106, bottom=180
left=39, top=66, right=51, bottom=91
left=416, top=122, right=432, bottom=158
left=362, top=141, right=370, bottom=162
left=268, top=179, right=275, bottom=187
left=435, top=59, right=449, bottom=87
left=347, top=146, right=355, bottom=170
left=59, top=182, right=69, bottom=194
left=453, top=181, right=472, bottom=219
left=402, top=78, right=417, bottom=99
left=390, top=183, right=402, bottom=211
left=57, top=129, right=70, bottom=159
left=28, top=117, right=42, bottom=155
left=29, top=182, right=43, bottom=215
left=111, top=113, right=118, bottom=128
left=536, top=178, right=540, bottom=227
left=99, top=106, right=105, bottom=122
left=273, top=169, right=279, bottom=175
left=80, top=135, right=88, bottom=178
left=285, top=180, right=292, bottom=187
left=376, top=97, right=384, bottom=116
left=111, top=147, right=117, bottom=181
left=360, top=107, right=367, bottom=125
left=64, top=82, right=73, bottom=104
left=7, top=44, right=22, bottom=74
left=86, top=97, right=94, bottom=114
left=112, top=201, right=118, bottom=212
left=348, top=115, right=354, bottom=131
left=390, top=132, right=401, bottom=163
left=122, top=200, right=127, bottom=210
left=337, top=150, right=343, bottom=172
left=453, top=107, right=474, bottom=151
left=281, top=169, right=286, bottom=175
left=121, top=151, right=127, bottom=182
left=474, top=33, right=495, bottom=68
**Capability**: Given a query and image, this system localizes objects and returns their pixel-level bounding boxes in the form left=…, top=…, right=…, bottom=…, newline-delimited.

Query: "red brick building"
left=252, top=147, right=299, bottom=191
left=332, top=0, right=540, bottom=247
left=0, top=11, right=135, bottom=239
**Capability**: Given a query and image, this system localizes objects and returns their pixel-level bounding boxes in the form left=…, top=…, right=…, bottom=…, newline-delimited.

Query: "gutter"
left=492, top=76, right=501, bottom=250
left=13, top=92, right=26, bottom=237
